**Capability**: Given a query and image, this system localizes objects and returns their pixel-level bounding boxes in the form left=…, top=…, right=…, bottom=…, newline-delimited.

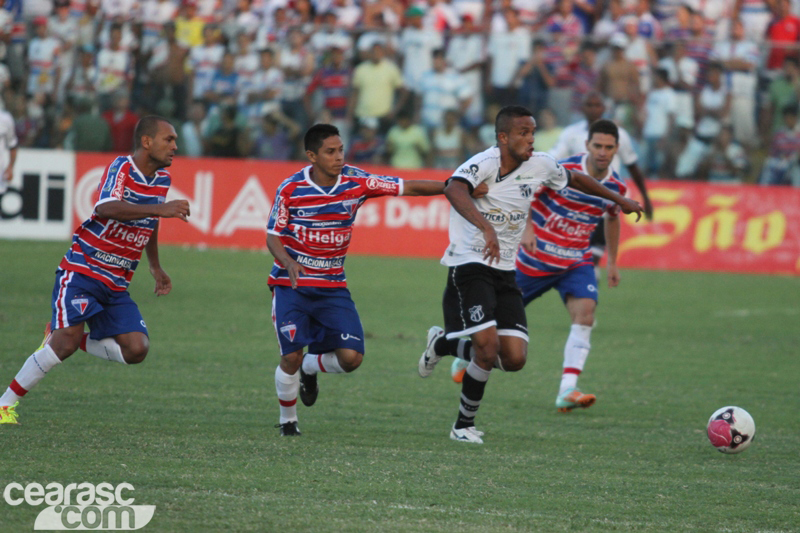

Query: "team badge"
left=72, top=298, right=89, bottom=314
left=469, top=305, right=484, bottom=323
left=519, top=184, right=532, bottom=198
left=342, top=199, right=359, bottom=217
left=280, top=323, right=297, bottom=342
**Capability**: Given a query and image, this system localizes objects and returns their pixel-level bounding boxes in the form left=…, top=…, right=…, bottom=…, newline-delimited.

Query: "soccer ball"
left=707, top=406, right=756, bottom=454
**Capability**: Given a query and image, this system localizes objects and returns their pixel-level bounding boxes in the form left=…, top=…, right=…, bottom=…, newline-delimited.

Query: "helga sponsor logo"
left=3, top=482, right=155, bottom=530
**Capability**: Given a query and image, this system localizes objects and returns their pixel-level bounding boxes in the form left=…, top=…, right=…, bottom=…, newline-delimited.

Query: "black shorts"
left=589, top=218, right=605, bottom=259
left=442, top=263, right=528, bottom=341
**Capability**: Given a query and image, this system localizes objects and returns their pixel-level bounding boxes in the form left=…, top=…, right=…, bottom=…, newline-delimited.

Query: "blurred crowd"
left=4, top=0, right=800, bottom=185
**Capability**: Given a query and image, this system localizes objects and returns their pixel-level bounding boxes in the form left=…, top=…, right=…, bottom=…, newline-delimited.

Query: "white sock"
left=560, top=324, right=592, bottom=394
left=301, top=352, right=344, bottom=374
left=275, top=366, right=299, bottom=424
left=82, top=334, right=127, bottom=364
left=0, top=345, right=62, bottom=406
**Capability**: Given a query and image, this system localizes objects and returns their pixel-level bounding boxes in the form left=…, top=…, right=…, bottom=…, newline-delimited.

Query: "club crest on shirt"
left=280, top=323, right=297, bottom=342
left=469, top=305, right=484, bottom=323
left=519, top=184, right=532, bottom=198
left=72, top=298, right=89, bottom=314
left=342, top=198, right=359, bottom=217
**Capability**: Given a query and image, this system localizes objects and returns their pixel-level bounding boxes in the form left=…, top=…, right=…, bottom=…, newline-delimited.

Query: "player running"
left=418, top=107, right=643, bottom=444
left=452, top=119, right=628, bottom=412
left=268, top=123, right=480, bottom=437
left=0, top=116, right=190, bottom=425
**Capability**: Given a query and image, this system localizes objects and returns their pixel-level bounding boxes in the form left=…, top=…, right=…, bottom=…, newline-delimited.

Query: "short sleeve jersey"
left=59, top=156, right=170, bottom=291
left=442, top=147, right=570, bottom=271
left=267, top=165, right=404, bottom=288
left=516, top=154, right=627, bottom=276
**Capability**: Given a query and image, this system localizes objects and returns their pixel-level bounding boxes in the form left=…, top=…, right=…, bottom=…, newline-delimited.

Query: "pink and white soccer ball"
left=707, top=406, right=756, bottom=454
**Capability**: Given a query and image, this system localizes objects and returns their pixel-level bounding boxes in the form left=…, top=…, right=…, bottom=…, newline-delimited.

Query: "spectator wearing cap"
left=27, top=17, right=61, bottom=101
left=399, top=5, right=444, bottom=104
left=349, top=42, right=406, bottom=133
left=176, top=0, right=206, bottom=48
left=304, top=46, right=352, bottom=143
left=714, top=17, right=760, bottom=146
left=487, top=8, right=530, bottom=107
left=445, top=13, right=486, bottom=127
left=96, top=23, right=133, bottom=112
left=148, top=21, right=190, bottom=121
left=599, top=33, right=641, bottom=126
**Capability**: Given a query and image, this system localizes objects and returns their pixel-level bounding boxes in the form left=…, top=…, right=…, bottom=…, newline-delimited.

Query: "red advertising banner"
left=74, top=154, right=800, bottom=275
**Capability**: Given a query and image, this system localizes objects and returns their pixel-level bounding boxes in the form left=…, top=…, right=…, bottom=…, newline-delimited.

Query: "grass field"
left=1, top=240, right=799, bottom=532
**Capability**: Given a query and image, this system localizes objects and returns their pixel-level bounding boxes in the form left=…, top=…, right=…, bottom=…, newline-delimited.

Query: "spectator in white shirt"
left=417, top=49, right=473, bottom=130
left=641, top=68, right=677, bottom=178
left=486, top=8, right=530, bottom=107
left=398, top=6, right=444, bottom=97
left=446, top=14, right=485, bottom=127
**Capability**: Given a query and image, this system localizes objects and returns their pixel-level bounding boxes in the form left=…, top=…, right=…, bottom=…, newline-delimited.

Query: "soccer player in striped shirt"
left=0, top=116, right=190, bottom=425
left=452, top=119, right=628, bottom=412
left=268, top=123, right=469, bottom=437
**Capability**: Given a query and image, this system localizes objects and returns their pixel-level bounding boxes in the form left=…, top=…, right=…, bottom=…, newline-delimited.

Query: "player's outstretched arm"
left=402, top=180, right=445, bottom=196
left=267, top=234, right=306, bottom=289
left=444, top=179, right=501, bottom=264
left=604, top=213, right=621, bottom=288
left=568, top=171, right=643, bottom=221
left=145, top=221, right=172, bottom=296
left=96, top=199, right=191, bottom=222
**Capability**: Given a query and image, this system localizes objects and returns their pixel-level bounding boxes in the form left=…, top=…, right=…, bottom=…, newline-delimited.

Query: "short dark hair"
left=133, top=116, right=171, bottom=150
left=588, top=119, right=619, bottom=143
left=495, top=105, right=534, bottom=138
left=304, top=123, right=340, bottom=153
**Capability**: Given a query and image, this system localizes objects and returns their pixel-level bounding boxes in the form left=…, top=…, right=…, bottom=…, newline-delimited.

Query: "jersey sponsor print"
left=59, top=156, right=169, bottom=291
left=517, top=153, right=627, bottom=276
left=267, top=165, right=403, bottom=288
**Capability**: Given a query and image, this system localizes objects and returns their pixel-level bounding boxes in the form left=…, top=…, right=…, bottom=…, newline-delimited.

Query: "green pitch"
left=1, top=241, right=799, bottom=532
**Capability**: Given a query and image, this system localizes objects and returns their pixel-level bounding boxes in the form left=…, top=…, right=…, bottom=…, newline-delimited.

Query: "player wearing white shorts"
left=418, top=106, right=644, bottom=443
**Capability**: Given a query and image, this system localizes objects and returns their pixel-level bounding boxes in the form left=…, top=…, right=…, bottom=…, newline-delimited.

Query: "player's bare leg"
left=275, top=349, right=303, bottom=436
left=449, top=335, right=525, bottom=382
left=556, top=296, right=597, bottom=412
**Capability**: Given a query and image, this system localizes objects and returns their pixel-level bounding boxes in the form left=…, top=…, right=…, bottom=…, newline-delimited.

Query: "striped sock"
left=301, top=352, right=344, bottom=374
left=455, top=361, right=491, bottom=430
left=0, top=345, right=62, bottom=406
left=275, top=366, right=299, bottom=424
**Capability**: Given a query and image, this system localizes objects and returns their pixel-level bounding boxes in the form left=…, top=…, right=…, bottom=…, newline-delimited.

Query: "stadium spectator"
left=140, top=0, right=178, bottom=53
left=486, top=8, right=530, bottom=107
left=760, top=105, right=800, bottom=186
left=27, top=17, right=61, bottom=101
left=251, top=108, right=301, bottom=161
left=417, top=49, right=473, bottom=130
left=593, top=0, right=626, bottom=41
left=0, top=100, right=17, bottom=194
left=514, top=39, right=555, bottom=119
left=278, top=26, right=314, bottom=128
left=635, top=0, right=663, bottom=39
left=65, top=45, right=98, bottom=106
left=398, top=5, right=444, bottom=104
left=545, top=0, right=585, bottom=39
left=206, top=104, right=249, bottom=157
left=532, top=108, right=563, bottom=153
left=233, top=32, right=259, bottom=109
left=431, top=108, right=468, bottom=169
left=148, top=21, right=190, bottom=121
left=699, top=126, right=749, bottom=183
left=179, top=100, right=208, bottom=157
left=346, top=117, right=384, bottom=164
left=385, top=112, right=430, bottom=168
left=622, top=15, right=657, bottom=95
left=356, top=10, right=398, bottom=61
left=641, top=67, right=677, bottom=178
left=567, top=41, right=599, bottom=123
left=445, top=14, right=486, bottom=127
left=658, top=40, right=698, bottom=131
left=175, top=0, right=205, bottom=48
left=676, top=62, right=731, bottom=179
left=67, top=97, right=113, bottom=152
left=764, top=0, right=800, bottom=75
left=49, top=0, right=78, bottom=104
left=763, top=57, right=800, bottom=136
left=308, top=11, right=353, bottom=57
left=96, top=23, right=133, bottom=112
left=349, top=42, right=406, bottom=132
left=103, top=91, right=140, bottom=153
left=189, top=25, right=225, bottom=104
left=599, top=33, right=641, bottom=128
left=243, top=48, right=283, bottom=125
left=304, top=45, right=351, bottom=143
left=205, top=51, right=238, bottom=106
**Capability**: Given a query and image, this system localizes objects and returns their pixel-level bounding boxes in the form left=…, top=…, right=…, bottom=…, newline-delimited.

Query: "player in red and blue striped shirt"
left=0, top=117, right=190, bottom=425
left=267, top=123, right=457, bottom=436
left=517, top=119, right=627, bottom=413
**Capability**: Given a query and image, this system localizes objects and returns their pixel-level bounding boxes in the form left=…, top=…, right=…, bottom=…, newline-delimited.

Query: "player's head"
left=133, top=116, right=177, bottom=168
left=305, top=123, right=344, bottom=179
left=495, top=105, right=536, bottom=163
left=585, top=119, right=619, bottom=173
left=581, top=91, right=606, bottom=123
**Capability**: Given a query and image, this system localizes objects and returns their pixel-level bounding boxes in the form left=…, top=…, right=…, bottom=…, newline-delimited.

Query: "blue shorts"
left=51, top=270, right=148, bottom=339
left=516, top=264, right=599, bottom=306
left=271, top=285, right=365, bottom=356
